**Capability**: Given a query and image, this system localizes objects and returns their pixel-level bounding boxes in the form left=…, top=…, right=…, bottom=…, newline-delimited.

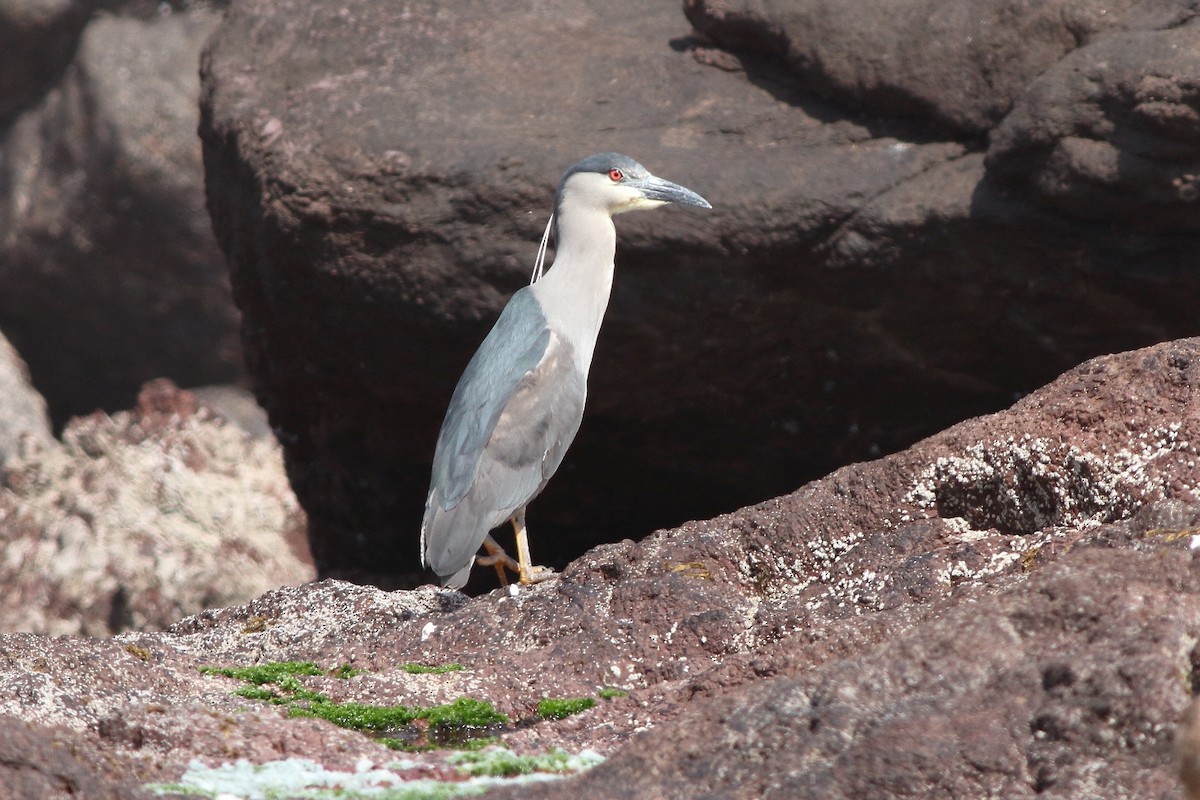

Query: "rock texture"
left=1180, top=699, right=1200, bottom=800
left=0, top=0, right=94, bottom=129
left=0, top=379, right=314, bottom=636
left=987, top=19, right=1200, bottom=231
left=0, top=338, right=1194, bottom=797
left=0, top=6, right=246, bottom=424
left=199, top=0, right=1200, bottom=583
left=501, top=545, right=1195, bottom=799
left=0, top=715, right=155, bottom=800
left=0, top=329, right=54, bottom=466
left=685, top=0, right=1139, bottom=137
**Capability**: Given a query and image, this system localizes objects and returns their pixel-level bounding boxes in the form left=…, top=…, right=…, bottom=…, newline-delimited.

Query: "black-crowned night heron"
left=421, top=153, right=711, bottom=589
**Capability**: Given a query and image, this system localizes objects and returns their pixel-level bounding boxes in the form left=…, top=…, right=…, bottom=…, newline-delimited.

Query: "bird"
left=421, top=153, right=711, bottom=589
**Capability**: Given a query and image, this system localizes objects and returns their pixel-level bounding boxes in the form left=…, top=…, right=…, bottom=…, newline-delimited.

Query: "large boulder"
left=0, top=379, right=314, bottom=636
left=199, top=0, right=1200, bottom=583
left=987, top=20, right=1200, bottom=231
left=0, top=337, right=1194, bottom=796
left=683, top=0, right=1139, bottom=136
left=0, top=8, right=246, bottom=424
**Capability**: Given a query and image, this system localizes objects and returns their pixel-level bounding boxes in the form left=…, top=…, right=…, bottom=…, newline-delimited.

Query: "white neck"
left=531, top=205, right=617, bottom=377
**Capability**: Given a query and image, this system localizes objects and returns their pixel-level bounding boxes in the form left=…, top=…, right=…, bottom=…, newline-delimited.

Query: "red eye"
left=608, top=168, right=624, bottom=182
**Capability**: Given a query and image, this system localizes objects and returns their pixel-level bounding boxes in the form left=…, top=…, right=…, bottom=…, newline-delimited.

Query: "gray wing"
left=430, top=289, right=551, bottom=507
left=422, top=288, right=586, bottom=586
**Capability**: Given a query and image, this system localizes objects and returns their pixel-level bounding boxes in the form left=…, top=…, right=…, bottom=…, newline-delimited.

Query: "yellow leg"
left=477, top=533, right=520, bottom=585
left=511, top=508, right=556, bottom=585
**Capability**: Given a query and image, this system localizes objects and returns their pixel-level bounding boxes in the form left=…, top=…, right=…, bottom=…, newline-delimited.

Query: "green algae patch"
left=536, top=697, right=596, bottom=720
left=199, top=660, right=565, bottom=752
left=234, top=685, right=284, bottom=703
left=332, top=663, right=365, bottom=679
left=200, top=661, right=324, bottom=685
left=449, top=746, right=605, bottom=777
left=199, top=661, right=510, bottom=750
left=289, top=700, right=422, bottom=731
left=420, top=697, right=507, bottom=727
left=290, top=696, right=508, bottom=731
left=402, top=662, right=466, bottom=675
left=598, top=687, right=628, bottom=700
left=381, top=734, right=499, bottom=753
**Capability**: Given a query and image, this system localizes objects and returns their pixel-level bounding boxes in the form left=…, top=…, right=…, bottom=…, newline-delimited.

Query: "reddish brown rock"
left=199, top=0, right=1200, bottom=585
left=1180, top=699, right=1200, bottom=800
left=0, top=379, right=314, bottom=636
left=0, top=715, right=154, bottom=800
left=0, top=338, right=1195, bottom=796
left=684, top=0, right=1138, bottom=136
left=988, top=22, right=1200, bottom=231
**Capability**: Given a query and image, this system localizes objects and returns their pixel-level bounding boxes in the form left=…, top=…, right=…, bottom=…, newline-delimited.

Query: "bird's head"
left=555, top=153, right=711, bottom=218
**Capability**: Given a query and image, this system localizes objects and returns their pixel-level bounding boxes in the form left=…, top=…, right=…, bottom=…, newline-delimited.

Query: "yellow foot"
left=518, top=564, right=557, bottom=585
left=511, top=509, right=556, bottom=586
left=478, top=534, right=521, bottom=585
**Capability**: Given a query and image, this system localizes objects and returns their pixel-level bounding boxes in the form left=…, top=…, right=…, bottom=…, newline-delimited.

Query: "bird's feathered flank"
left=421, top=289, right=585, bottom=587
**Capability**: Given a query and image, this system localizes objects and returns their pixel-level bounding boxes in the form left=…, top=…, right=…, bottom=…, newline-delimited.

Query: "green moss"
left=420, top=697, right=508, bottom=727
left=147, top=782, right=194, bottom=795
left=199, top=659, right=506, bottom=752
left=449, top=747, right=587, bottom=777
left=536, top=697, right=596, bottom=720
left=381, top=734, right=498, bottom=753
left=234, top=685, right=282, bottom=703
left=331, top=663, right=365, bottom=679
left=378, top=736, right=423, bottom=751
left=200, top=661, right=324, bottom=685
left=401, top=662, right=465, bottom=675
left=455, top=735, right=499, bottom=751
left=290, top=696, right=508, bottom=732
left=289, top=700, right=421, bottom=731
left=598, top=688, right=628, bottom=700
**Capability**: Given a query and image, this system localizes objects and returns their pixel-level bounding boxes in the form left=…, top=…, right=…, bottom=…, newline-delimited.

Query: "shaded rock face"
left=0, top=379, right=314, bottom=636
left=0, top=338, right=1195, bottom=797
left=0, top=0, right=210, bottom=128
left=0, top=6, right=246, bottom=425
left=200, top=0, right=1200, bottom=583
left=0, top=0, right=92, bottom=130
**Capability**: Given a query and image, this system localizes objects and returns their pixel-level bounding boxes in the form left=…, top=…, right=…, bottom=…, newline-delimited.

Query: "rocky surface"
left=685, top=0, right=1139, bottom=137
left=0, top=715, right=154, bottom=800
left=0, top=379, right=313, bottom=636
left=0, top=338, right=1193, bottom=797
left=988, top=18, right=1200, bottom=231
left=200, top=0, right=1200, bottom=583
left=0, top=329, right=55, bottom=466
left=1180, top=699, right=1200, bottom=800
left=0, top=5, right=246, bottom=425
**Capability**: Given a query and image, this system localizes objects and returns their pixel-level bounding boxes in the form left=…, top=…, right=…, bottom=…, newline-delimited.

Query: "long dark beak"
left=633, top=174, right=712, bottom=209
